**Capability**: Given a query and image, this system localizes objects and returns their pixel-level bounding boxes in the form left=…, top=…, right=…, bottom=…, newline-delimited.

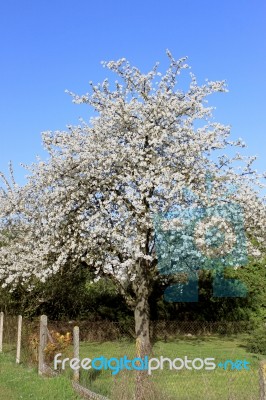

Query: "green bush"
left=246, top=326, right=266, bottom=355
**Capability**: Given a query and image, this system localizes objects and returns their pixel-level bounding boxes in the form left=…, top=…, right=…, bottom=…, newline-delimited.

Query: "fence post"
left=73, top=326, right=80, bottom=382
left=0, top=312, right=3, bottom=353
left=38, top=315, right=48, bottom=376
left=260, top=360, right=266, bottom=400
left=16, top=315, right=22, bottom=364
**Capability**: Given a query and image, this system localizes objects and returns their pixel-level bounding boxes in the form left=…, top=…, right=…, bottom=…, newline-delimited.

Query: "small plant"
left=28, top=332, right=39, bottom=363
left=45, top=331, right=72, bottom=362
left=28, top=330, right=72, bottom=364
left=246, top=325, right=266, bottom=355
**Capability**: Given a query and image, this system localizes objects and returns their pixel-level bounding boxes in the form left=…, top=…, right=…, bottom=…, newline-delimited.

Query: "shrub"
left=28, top=330, right=72, bottom=364
left=246, top=325, right=266, bottom=355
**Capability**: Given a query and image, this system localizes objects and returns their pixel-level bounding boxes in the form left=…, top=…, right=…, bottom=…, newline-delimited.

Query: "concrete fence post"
left=0, top=312, right=3, bottom=353
left=73, top=326, right=80, bottom=382
left=38, top=315, right=48, bottom=375
left=16, top=315, right=22, bottom=364
left=260, top=360, right=266, bottom=400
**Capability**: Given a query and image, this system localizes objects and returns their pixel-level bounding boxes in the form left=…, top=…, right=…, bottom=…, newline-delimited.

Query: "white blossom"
left=0, top=52, right=265, bottom=307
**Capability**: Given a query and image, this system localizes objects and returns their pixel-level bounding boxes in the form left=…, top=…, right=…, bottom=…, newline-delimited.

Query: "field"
left=0, top=352, right=80, bottom=400
left=1, top=334, right=262, bottom=400
left=74, top=335, right=263, bottom=399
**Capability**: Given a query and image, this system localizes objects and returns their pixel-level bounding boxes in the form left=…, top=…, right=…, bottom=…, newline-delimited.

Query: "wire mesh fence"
left=0, top=314, right=80, bottom=399
left=1, top=315, right=39, bottom=365
left=0, top=315, right=265, bottom=400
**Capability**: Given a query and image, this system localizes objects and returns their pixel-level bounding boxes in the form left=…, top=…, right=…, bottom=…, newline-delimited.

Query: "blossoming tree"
left=0, top=52, right=265, bottom=355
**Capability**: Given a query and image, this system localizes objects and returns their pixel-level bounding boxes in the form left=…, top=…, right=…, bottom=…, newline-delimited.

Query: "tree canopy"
left=0, top=52, right=265, bottom=353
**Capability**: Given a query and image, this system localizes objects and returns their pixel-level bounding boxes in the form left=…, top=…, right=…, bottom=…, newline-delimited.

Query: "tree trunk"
left=134, top=280, right=151, bottom=356
left=133, top=269, right=153, bottom=399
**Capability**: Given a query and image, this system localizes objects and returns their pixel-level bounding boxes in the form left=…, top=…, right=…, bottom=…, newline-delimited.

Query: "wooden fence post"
left=16, top=315, right=22, bottom=364
left=73, top=326, right=80, bottom=382
left=38, top=315, right=48, bottom=375
left=0, top=312, right=3, bottom=353
left=260, top=360, right=266, bottom=400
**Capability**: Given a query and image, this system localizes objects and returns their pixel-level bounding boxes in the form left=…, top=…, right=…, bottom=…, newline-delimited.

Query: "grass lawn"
left=65, top=335, right=263, bottom=400
left=0, top=352, right=81, bottom=400
left=0, top=335, right=264, bottom=399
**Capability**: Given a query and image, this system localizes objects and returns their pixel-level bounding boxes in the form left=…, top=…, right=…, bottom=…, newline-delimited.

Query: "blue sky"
left=0, top=0, right=265, bottom=189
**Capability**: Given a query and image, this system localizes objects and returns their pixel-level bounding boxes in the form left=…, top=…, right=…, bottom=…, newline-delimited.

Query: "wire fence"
left=0, top=314, right=265, bottom=400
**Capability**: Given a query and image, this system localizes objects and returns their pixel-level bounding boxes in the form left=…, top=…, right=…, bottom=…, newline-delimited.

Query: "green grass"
left=0, top=335, right=264, bottom=399
left=63, top=335, right=263, bottom=400
left=0, top=352, right=81, bottom=400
